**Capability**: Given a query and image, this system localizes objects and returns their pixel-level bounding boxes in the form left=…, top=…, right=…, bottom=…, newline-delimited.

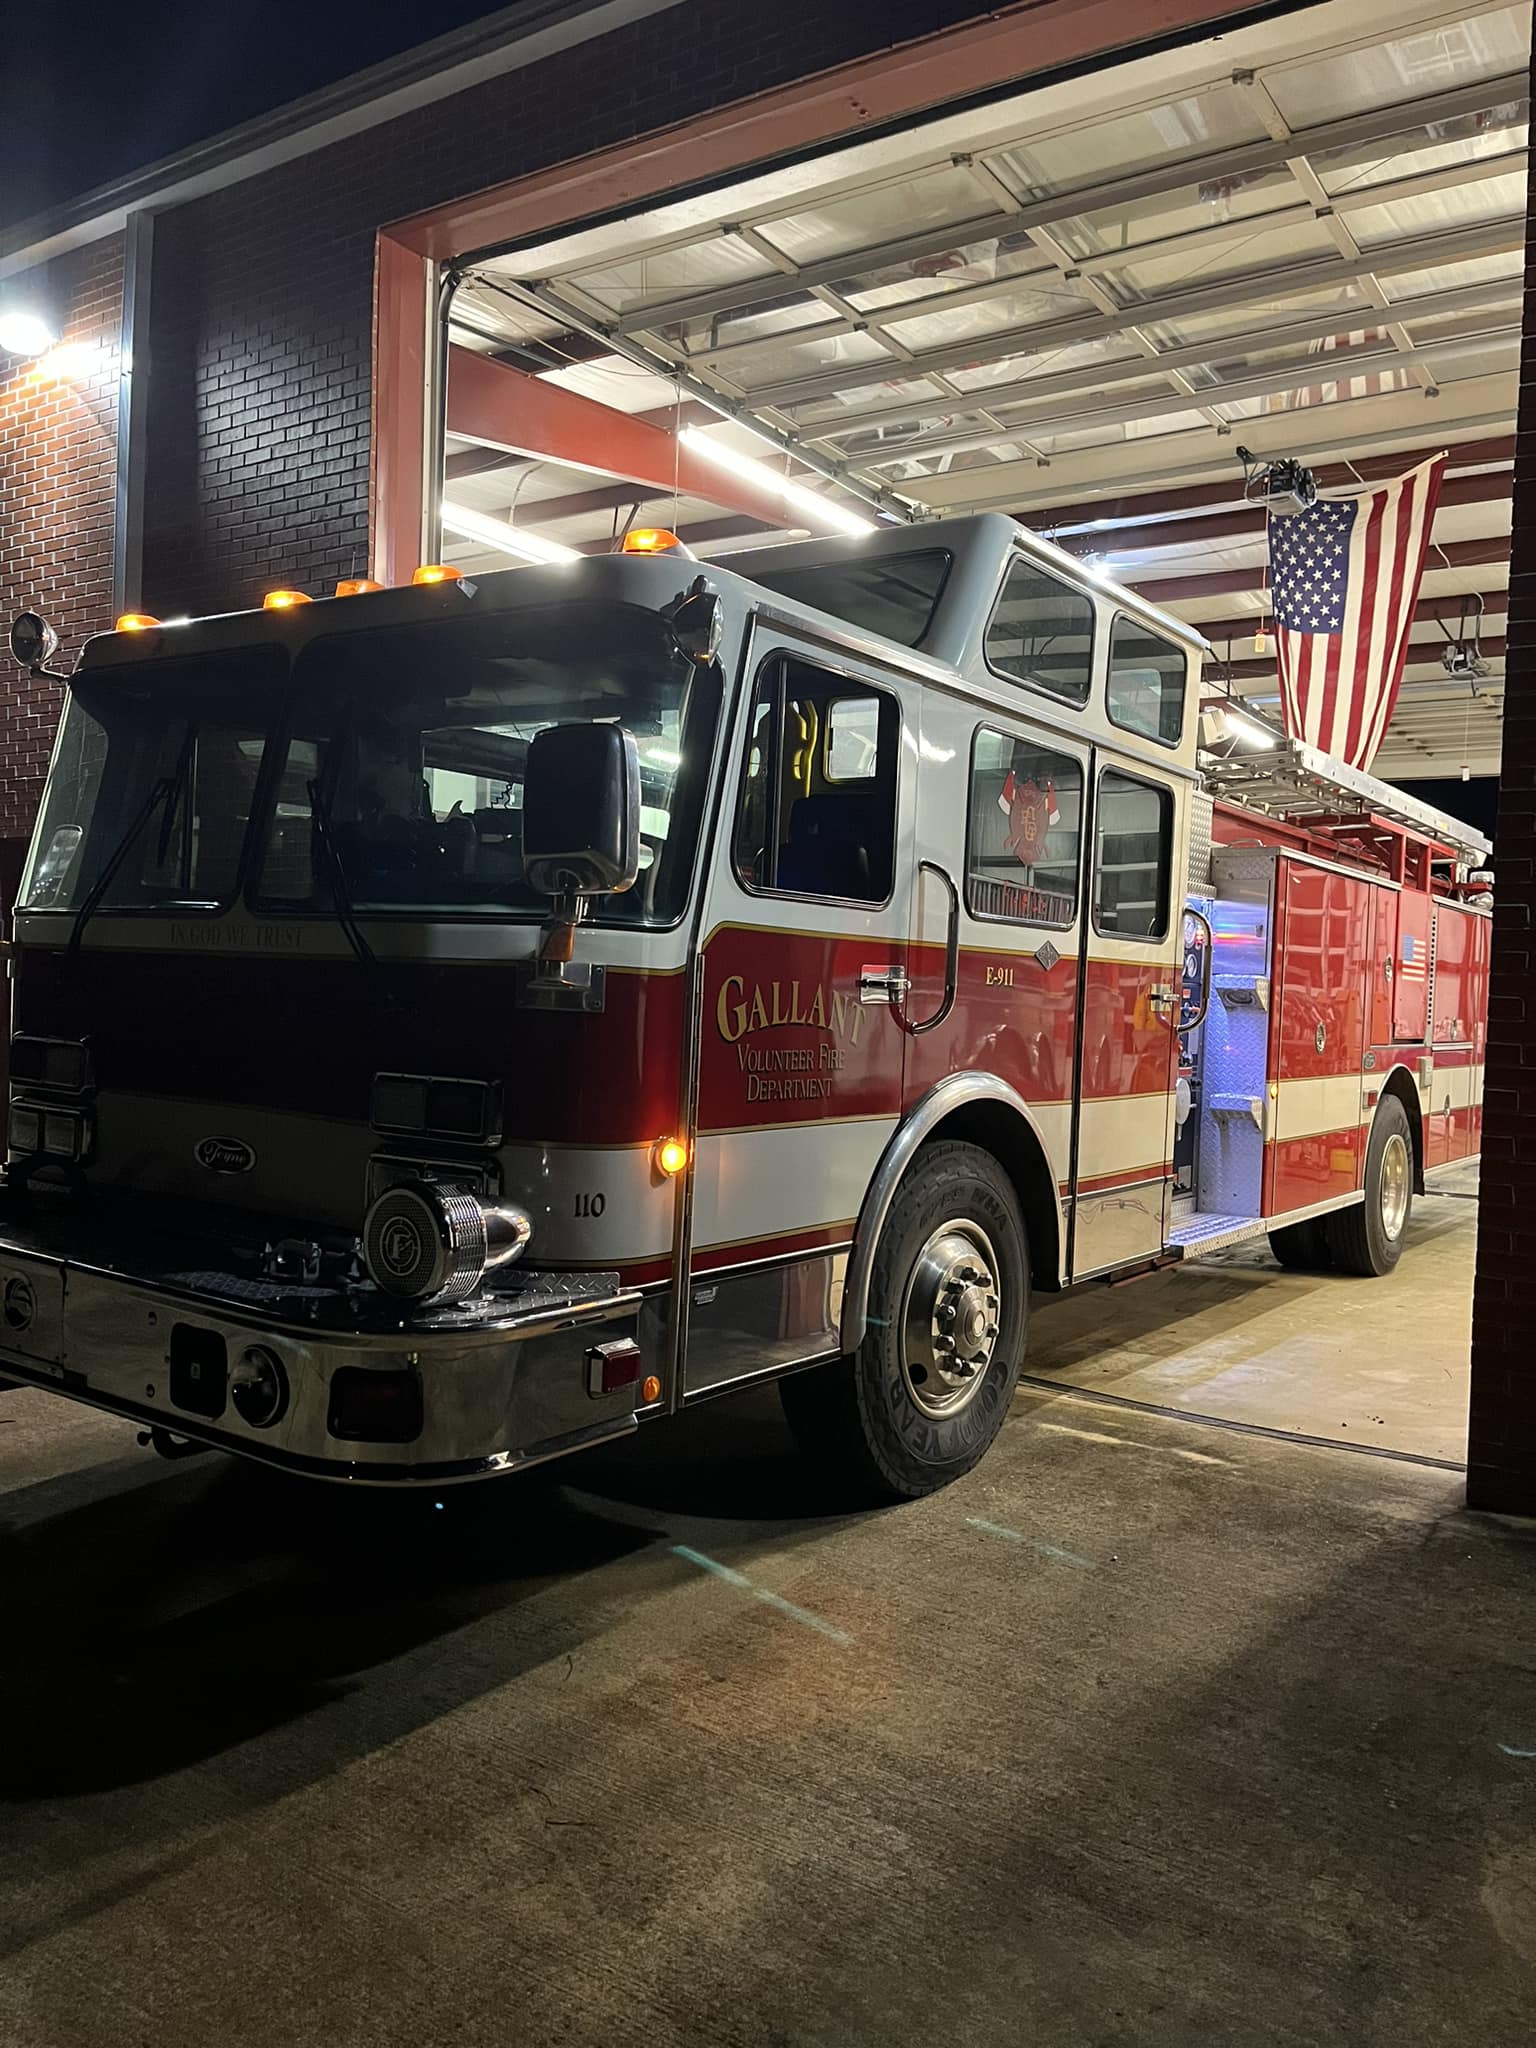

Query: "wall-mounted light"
left=0, top=308, right=61, bottom=360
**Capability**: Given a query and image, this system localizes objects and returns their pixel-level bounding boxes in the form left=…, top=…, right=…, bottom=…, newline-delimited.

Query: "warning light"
left=115, top=613, right=161, bottom=633
left=642, top=1375, right=662, bottom=1404
left=654, top=1135, right=690, bottom=1177
left=335, top=577, right=384, bottom=596
left=412, top=564, right=463, bottom=585
left=263, top=589, right=312, bottom=610
left=622, top=528, right=685, bottom=555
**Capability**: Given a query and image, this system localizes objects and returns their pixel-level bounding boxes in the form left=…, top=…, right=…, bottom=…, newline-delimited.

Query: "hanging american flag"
left=1268, top=452, right=1447, bottom=770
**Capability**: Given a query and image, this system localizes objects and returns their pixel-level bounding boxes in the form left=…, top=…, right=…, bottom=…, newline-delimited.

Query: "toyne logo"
left=195, top=1136, right=257, bottom=1175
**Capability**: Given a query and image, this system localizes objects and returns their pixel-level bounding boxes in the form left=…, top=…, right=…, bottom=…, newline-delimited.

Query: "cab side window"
left=966, top=728, right=1082, bottom=927
left=1108, top=616, right=1186, bottom=747
left=1093, top=771, right=1172, bottom=939
left=732, top=656, right=898, bottom=904
left=984, top=557, right=1095, bottom=706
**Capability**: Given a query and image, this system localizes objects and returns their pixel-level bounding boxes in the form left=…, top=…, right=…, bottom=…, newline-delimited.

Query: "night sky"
left=0, top=0, right=510, bottom=234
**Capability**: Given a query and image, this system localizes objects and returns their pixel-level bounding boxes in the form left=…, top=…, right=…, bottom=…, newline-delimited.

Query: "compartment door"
left=1268, top=863, right=1368, bottom=1215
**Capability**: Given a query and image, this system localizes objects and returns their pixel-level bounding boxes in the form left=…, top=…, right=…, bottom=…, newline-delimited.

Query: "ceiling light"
left=440, top=502, right=580, bottom=564
left=1223, top=707, right=1278, bottom=751
left=0, top=309, right=60, bottom=359
left=678, top=428, right=875, bottom=536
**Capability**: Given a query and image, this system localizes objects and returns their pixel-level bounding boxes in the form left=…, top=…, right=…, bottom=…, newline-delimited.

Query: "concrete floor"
left=1, top=1173, right=1533, bottom=2047
left=1028, top=1160, right=1481, bottom=1466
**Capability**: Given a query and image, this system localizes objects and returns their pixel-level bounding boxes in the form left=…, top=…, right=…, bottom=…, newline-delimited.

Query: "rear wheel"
left=1267, top=1216, right=1332, bottom=1271
left=779, top=1141, right=1027, bottom=1502
left=1325, top=1096, right=1413, bottom=1277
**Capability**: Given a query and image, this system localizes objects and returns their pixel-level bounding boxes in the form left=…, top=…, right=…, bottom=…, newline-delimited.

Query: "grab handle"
left=906, top=860, right=960, bottom=1037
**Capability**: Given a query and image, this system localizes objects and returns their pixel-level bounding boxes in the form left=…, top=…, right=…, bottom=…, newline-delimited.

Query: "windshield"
left=746, top=549, right=951, bottom=647
left=255, top=603, right=719, bottom=925
left=21, top=648, right=283, bottom=912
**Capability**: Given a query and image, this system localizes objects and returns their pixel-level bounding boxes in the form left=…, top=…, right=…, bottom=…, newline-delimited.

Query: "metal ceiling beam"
left=1194, top=588, right=1510, bottom=647
left=489, top=279, right=916, bottom=522
left=762, top=218, right=1522, bottom=410
left=1131, top=534, right=1510, bottom=604
left=444, top=342, right=851, bottom=530
left=1031, top=437, right=1517, bottom=532
left=858, top=322, right=1519, bottom=476
left=599, top=67, right=1528, bottom=340
left=1055, top=468, right=1512, bottom=559
left=1222, top=636, right=1508, bottom=685
left=792, top=277, right=1521, bottom=445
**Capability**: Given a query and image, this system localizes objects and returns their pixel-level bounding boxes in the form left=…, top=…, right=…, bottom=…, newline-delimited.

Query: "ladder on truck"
left=1196, top=731, right=1491, bottom=868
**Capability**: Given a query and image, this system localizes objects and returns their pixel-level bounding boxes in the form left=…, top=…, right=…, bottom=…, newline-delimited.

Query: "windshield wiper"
left=66, top=725, right=198, bottom=962
left=306, top=773, right=379, bottom=973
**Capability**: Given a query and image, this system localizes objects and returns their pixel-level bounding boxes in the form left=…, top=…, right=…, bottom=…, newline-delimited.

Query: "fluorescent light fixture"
left=1224, top=706, right=1278, bottom=751
left=439, top=502, right=580, bottom=564
left=0, top=309, right=60, bottom=359
left=678, top=427, right=875, bottom=536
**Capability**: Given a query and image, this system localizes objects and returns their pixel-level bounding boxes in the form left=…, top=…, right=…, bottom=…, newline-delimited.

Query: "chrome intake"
left=362, top=1179, right=532, bottom=1306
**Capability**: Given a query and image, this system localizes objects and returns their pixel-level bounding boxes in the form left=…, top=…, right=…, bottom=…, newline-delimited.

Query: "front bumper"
left=0, top=1198, right=646, bottom=1483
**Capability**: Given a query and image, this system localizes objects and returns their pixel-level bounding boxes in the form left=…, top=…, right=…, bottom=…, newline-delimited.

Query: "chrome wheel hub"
left=899, top=1221, right=1001, bottom=1420
left=1380, top=1131, right=1410, bottom=1241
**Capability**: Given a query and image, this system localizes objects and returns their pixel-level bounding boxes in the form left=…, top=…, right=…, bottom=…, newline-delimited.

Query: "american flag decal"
left=1268, top=453, right=1447, bottom=770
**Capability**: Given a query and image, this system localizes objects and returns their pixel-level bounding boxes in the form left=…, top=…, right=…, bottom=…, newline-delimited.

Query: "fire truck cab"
left=0, top=512, right=1489, bottom=1498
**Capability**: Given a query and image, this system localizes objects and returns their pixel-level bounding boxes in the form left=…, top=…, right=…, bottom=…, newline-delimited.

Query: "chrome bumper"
left=0, top=1205, right=645, bottom=1484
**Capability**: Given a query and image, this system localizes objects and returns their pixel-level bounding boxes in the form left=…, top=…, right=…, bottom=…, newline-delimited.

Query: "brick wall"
left=0, top=236, right=122, bottom=840
left=138, top=0, right=1039, bottom=620
left=1467, top=40, right=1536, bottom=1515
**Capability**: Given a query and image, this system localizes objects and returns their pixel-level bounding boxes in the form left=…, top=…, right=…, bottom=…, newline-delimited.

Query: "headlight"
left=361, top=1180, right=531, bottom=1306
left=8, top=1099, right=90, bottom=1161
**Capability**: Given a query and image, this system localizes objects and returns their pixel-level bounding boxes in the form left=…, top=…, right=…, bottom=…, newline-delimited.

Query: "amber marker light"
left=263, top=589, right=312, bottom=610
left=641, top=1375, right=662, bottom=1404
left=115, top=613, right=161, bottom=632
left=335, top=577, right=384, bottom=596
left=622, top=528, right=683, bottom=555
left=412, top=564, right=463, bottom=585
left=654, top=1135, right=691, bottom=1177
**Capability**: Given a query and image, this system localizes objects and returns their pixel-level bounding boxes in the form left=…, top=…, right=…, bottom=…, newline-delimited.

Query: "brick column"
left=0, top=234, right=124, bottom=842
left=1467, top=53, right=1536, bottom=1515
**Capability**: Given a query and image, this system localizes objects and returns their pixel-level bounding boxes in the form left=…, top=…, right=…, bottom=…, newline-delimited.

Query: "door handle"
left=907, top=859, right=960, bottom=1037
left=859, top=966, right=911, bottom=1005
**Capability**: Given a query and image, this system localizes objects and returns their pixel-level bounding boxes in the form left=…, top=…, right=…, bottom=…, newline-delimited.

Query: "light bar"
left=677, top=428, right=875, bottom=537
left=439, top=502, right=581, bottom=565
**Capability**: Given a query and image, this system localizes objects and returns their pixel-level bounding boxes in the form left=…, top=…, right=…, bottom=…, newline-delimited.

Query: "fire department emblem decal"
left=379, top=1215, right=425, bottom=1278
left=998, top=770, right=1059, bottom=867
left=194, top=1135, right=257, bottom=1175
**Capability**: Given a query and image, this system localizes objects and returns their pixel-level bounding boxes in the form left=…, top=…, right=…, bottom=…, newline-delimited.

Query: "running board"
left=1166, top=1212, right=1270, bottom=1257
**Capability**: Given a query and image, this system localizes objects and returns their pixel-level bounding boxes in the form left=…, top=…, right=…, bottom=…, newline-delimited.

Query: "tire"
left=1324, top=1095, right=1414, bottom=1277
left=1267, top=1216, right=1332, bottom=1270
left=779, top=1141, right=1027, bottom=1502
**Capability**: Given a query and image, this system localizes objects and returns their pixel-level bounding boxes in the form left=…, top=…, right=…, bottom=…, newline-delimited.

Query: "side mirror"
left=523, top=723, right=641, bottom=901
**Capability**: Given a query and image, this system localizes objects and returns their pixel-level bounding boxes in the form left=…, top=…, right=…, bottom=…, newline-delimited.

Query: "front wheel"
left=1324, top=1096, right=1414, bottom=1277
left=779, top=1141, right=1027, bottom=1502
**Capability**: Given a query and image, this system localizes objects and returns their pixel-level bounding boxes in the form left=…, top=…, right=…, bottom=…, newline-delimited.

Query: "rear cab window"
left=985, top=555, right=1096, bottom=707
left=1107, top=615, right=1188, bottom=748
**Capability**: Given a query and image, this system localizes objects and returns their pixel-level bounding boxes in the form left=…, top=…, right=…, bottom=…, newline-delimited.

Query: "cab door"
left=1072, top=757, right=1184, bottom=1273
left=685, top=629, right=916, bottom=1392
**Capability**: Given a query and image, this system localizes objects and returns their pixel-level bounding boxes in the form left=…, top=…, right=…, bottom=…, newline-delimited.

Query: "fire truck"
left=0, top=512, right=1490, bottom=1499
